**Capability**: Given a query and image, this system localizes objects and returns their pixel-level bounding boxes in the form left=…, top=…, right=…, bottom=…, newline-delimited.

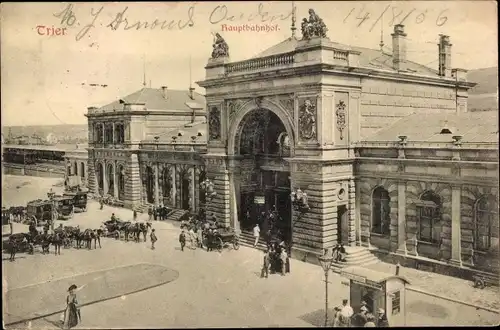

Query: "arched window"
left=118, top=165, right=125, bottom=200
left=372, top=187, right=391, bottom=235
left=73, top=161, right=78, bottom=176
left=96, top=162, right=104, bottom=193
left=417, top=191, right=442, bottom=244
left=107, top=163, right=114, bottom=196
left=162, top=167, right=172, bottom=203
left=474, top=195, right=498, bottom=252
left=80, top=162, right=85, bottom=178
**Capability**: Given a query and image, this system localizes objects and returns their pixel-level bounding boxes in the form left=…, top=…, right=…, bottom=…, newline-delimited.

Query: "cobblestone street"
left=2, top=175, right=500, bottom=328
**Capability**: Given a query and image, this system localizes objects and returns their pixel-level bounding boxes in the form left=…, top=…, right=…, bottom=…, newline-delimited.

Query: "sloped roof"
left=252, top=37, right=438, bottom=76
left=98, top=88, right=206, bottom=112
left=364, top=111, right=498, bottom=143
left=151, top=122, right=207, bottom=143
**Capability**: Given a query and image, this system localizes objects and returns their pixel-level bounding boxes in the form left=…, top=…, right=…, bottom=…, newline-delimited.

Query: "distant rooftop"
left=3, top=143, right=88, bottom=152
left=96, top=88, right=206, bottom=112
left=144, top=122, right=207, bottom=144
left=251, top=36, right=438, bottom=77
left=364, top=111, right=498, bottom=143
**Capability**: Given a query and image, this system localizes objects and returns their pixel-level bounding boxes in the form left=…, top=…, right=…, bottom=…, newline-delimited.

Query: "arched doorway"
left=179, top=168, right=190, bottom=210
left=235, top=108, right=292, bottom=244
left=371, top=186, right=391, bottom=250
left=73, top=161, right=78, bottom=176
left=96, top=162, right=104, bottom=194
left=145, top=166, right=154, bottom=204
left=117, top=164, right=125, bottom=201
left=162, top=167, right=172, bottom=206
left=107, top=163, right=114, bottom=196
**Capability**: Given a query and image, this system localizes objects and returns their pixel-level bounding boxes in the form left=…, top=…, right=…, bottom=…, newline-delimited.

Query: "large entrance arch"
left=231, top=107, right=293, bottom=244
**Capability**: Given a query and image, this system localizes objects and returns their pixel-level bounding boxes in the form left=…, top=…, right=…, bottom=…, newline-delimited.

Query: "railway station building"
left=83, top=16, right=498, bottom=278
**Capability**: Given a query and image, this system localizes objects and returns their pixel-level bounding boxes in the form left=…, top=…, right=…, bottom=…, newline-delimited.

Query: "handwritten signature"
left=343, top=5, right=449, bottom=32
left=53, top=3, right=292, bottom=42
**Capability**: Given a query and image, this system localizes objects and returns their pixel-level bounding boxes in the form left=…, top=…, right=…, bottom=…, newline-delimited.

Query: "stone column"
left=112, top=123, right=115, bottom=144
left=355, top=179, right=362, bottom=246
left=103, top=162, right=108, bottom=195
left=348, top=179, right=357, bottom=247
left=113, top=162, right=119, bottom=198
left=205, top=156, right=231, bottom=227
left=171, top=165, right=177, bottom=208
left=450, top=184, right=462, bottom=266
left=175, top=167, right=181, bottom=208
left=396, top=180, right=407, bottom=255
left=154, top=163, right=160, bottom=206
left=189, top=167, right=195, bottom=211
left=229, top=172, right=240, bottom=234
left=124, top=153, right=142, bottom=209
left=194, top=167, right=200, bottom=212
left=101, top=123, right=105, bottom=143
left=87, top=153, right=98, bottom=195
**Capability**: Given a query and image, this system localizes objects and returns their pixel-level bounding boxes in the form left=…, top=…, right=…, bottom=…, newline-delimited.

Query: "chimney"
left=391, top=24, right=407, bottom=71
left=189, top=87, right=195, bottom=100
left=161, top=86, right=168, bottom=99
left=438, top=35, right=452, bottom=77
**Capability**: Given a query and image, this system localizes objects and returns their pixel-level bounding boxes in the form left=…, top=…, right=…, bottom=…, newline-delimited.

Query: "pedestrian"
left=8, top=236, right=17, bottom=262
left=339, top=299, right=353, bottom=327
left=261, top=249, right=270, bottom=278
left=332, top=306, right=342, bottom=327
left=8, top=213, right=13, bottom=235
left=99, top=198, right=104, bottom=210
left=351, top=307, right=368, bottom=327
left=179, top=229, right=186, bottom=252
left=133, top=209, right=137, bottom=221
left=150, top=229, right=157, bottom=250
left=253, top=223, right=260, bottom=247
left=376, top=309, right=389, bottom=327
left=153, top=206, right=158, bottom=221
left=111, top=213, right=117, bottom=222
left=63, top=284, right=80, bottom=329
left=364, top=313, right=376, bottom=327
left=280, top=247, right=288, bottom=276
left=360, top=301, right=370, bottom=314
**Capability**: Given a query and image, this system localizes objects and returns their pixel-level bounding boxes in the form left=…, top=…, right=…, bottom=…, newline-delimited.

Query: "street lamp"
left=318, top=248, right=335, bottom=327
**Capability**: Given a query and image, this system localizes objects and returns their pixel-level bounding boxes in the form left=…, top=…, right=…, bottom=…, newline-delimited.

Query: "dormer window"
left=440, top=128, right=453, bottom=134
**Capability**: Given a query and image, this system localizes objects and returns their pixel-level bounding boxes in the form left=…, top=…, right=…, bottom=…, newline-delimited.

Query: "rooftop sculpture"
left=211, top=33, right=229, bottom=59
left=301, top=9, right=328, bottom=40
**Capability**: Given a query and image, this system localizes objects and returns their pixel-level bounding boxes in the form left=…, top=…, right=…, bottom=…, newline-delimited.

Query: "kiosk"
left=340, top=266, right=410, bottom=326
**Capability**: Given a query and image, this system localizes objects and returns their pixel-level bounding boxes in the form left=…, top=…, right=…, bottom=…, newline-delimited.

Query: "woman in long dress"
left=63, top=284, right=80, bottom=329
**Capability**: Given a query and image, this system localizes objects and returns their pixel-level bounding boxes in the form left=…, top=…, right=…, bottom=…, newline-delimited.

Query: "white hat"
left=378, top=308, right=385, bottom=314
left=360, top=306, right=368, bottom=312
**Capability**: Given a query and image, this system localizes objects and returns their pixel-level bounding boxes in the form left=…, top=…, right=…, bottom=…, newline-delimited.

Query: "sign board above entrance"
left=254, top=196, right=265, bottom=204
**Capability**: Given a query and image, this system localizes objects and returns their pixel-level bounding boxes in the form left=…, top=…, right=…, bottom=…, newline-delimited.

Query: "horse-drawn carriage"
left=64, top=187, right=88, bottom=213
left=26, top=199, right=54, bottom=225
left=202, top=227, right=240, bottom=252
left=103, top=219, right=149, bottom=242
left=53, top=196, right=75, bottom=220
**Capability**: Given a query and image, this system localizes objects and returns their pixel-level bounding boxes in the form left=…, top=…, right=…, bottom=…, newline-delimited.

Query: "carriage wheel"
left=216, top=237, right=223, bottom=252
left=474, top=277, right=486, bottom=289
left=233, top=238, right=240, bottom=250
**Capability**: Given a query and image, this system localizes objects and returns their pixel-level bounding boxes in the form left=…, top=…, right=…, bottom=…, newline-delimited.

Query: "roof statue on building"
left=211, top=33, right=229, bottom=59
left=301, top=9, right=328, bottom=40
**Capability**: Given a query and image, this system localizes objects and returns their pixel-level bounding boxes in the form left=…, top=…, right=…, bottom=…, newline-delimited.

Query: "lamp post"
left=318, top=249, right=335, bottom=327
left=47, top=190, right=56, bottom=232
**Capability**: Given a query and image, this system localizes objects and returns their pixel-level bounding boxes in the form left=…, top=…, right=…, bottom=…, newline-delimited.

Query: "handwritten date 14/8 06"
left=344, top=5, right=449, bottom=32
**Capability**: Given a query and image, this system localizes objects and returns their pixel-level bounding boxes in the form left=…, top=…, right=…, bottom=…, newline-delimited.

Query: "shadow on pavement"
left=4, top=263, right=179, bottom=326
left=299, top=308, right=338, bottom=327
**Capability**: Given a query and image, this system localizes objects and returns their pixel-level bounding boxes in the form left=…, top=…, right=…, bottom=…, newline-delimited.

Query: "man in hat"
left=376, top=308, right=389, bottom=327
left=261, top=249, right=270, bottom=278
left=150, top=229, right=157, bottom=250
left=360, top=300, right=370, bottom=314
left=339, top=299, right=354, bottom=327
left=351, top=305, right=368, bottom=327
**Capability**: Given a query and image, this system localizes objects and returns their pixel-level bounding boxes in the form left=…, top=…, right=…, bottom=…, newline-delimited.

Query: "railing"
left=333, top=49, right=349, bottom=62
left=226, top=52, right=295, bottom=74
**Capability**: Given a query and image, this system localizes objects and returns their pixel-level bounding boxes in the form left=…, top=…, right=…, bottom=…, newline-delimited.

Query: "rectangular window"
left=391, top=291, right=401, bottom=315
left=417, top=205, right=441, bottom=244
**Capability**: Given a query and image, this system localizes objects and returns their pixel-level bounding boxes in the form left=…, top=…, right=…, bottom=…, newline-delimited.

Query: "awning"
left=340, top=266, right=410, bottom=290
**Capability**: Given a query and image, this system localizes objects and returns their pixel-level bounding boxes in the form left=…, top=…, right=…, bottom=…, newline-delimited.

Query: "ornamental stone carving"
left=336, top=100, right=347, bottom=140
left=301, top=9, right=328, bottom=40
left=276, top=94, right=295, bottom=119
left=227, top=99, right=250, bottom=119
left=296, top=163, right=321, bottom=173
left=208, top=106, right=221, bottom=140
left=299, top=99, right=317, bottom=141
left=211, top=33, right=229, bottom=59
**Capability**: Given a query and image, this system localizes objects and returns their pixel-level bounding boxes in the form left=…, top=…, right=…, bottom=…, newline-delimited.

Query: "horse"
left=82, top=229, right=94, bottom=249
left=48, top=232, right=63, bottom=255
left=129, top=223, right=148, bottom=242
left=93, top=229, right=103, bottom=249
left=121, top=222, right=133, bottom=241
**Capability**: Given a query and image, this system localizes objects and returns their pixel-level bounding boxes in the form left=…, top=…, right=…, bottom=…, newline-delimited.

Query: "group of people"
left=333, top=299, right=389, bottom=327
left=148, top=205, right=171, bottom=221
left=261, top=240, right=290, bottom=277
left=178, top=214, right=228, bottom=252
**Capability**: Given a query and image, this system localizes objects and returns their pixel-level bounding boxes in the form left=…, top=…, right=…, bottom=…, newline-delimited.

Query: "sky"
left=1, top=1, right=497, bottom=126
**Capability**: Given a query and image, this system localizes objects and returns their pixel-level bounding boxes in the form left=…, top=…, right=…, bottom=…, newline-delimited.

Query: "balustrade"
left=226, top=52, right=295, bottom=74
